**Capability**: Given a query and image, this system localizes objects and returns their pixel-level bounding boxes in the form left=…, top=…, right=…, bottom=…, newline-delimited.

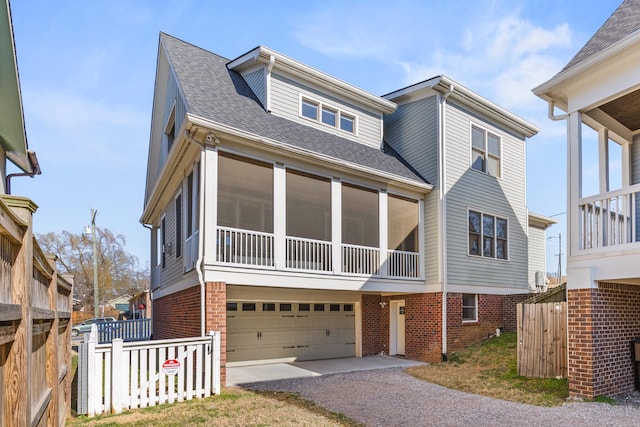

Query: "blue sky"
left=8, top=0, right=621, bottom=274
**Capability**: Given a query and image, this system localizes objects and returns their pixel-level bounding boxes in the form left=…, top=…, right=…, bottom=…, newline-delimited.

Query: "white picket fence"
left=78, top=329, right=221, bottom=417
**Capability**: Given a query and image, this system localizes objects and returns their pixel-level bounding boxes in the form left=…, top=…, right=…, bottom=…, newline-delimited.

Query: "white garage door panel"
left=227, top=301, right=356, bottom=363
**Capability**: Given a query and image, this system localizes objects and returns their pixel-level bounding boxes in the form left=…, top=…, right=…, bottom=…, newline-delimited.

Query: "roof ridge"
left=159, top=32, right=230, bottom=63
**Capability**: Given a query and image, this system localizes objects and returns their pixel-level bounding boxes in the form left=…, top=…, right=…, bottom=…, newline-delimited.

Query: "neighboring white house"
left=141, top=33, right=551, bottom=384
left=533, top=0, right=640, bottom=399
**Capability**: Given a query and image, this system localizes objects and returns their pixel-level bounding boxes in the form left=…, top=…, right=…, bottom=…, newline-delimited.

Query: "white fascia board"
left=386, top=75, right=539, bottom=137
left=528, top=212, right=558, bottom=229
left=533, top=31, right=640, bottom=104
left=227, top=46, right=397, bottom=115
left=187, top=114, right=433, bottom=194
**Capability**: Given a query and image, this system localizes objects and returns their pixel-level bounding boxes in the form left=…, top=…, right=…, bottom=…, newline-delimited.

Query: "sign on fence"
left=78, top=329, right=221, bottom=417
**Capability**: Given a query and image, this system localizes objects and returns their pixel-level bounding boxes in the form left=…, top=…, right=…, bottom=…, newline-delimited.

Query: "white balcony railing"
left=286, top=236, right=332, bottom=272
left=341, top=243, right=380, bottom=276
left=216, top=226, right=274, bottom=267
left=386, top=249, right=420, bottom=278
left=578, top=184, right=640, bottom=250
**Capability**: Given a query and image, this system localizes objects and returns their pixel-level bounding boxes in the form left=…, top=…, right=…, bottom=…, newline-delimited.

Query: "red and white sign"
left=162, top=359, right=181, bottom=375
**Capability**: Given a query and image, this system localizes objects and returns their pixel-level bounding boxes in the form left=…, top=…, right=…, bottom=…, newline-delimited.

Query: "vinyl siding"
left=444, top=101, right=528, bottom=291
left=159, top=72, right=188, bottom=172
left=159, top=188, right=185, bottom=289
left=241, top=67, right=266, bottom=109
left=269, top=72, right=382, bottom=148
left=384, top=96, right=440, bottom=284
left=528, top=224, right=546, bottom=287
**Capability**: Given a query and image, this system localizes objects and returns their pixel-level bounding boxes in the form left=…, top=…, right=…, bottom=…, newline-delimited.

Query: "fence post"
left=209, top=331, right=221, bottom=395
left=86, top=325, right=98, bottom=417
left=77, top=342, right=88, bottom=415
left=111, top=339, right=125, bottom=414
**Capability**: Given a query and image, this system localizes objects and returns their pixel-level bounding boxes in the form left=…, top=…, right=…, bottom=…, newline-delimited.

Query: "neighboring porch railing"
left=578, top=184, right=640, bottom=250
left=184, top=230, right=199, bottom=272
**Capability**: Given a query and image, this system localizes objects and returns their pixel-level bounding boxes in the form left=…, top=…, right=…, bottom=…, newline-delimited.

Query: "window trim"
left=299, top=94, right=358, bottom=135
left=462, top=293, right=478, bottom=323
left=164, top=101, right=177, bottom=153
left=469, top=123, right=502, bottom=178
left=175, top=192, right=183, bottom=259
left=467, top=208, right=509, bottom=260
left=159, top=216, right=166, bottom=269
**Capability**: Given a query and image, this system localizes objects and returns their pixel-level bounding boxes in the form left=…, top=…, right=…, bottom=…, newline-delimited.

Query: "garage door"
left=226, top=301, right=355, bottom=363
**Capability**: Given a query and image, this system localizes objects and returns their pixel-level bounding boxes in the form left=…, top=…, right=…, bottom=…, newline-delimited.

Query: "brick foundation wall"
left=446, top=293, right=503, bottom=354
left=568, top=283, right=640, bottom=399
left=204, top=282, right=227, bottom=385
left=503, top=294, right=531, bottom=332
left=152, top=285, right=201, bottom=339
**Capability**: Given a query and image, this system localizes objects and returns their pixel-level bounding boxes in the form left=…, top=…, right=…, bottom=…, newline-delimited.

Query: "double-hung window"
left=471, top=125, right=501, bottom=177
left=468, top=210, right=508, bottom=259
left=462, top=294, right=477, bottom=322
left=300, top=96, right=357, bottom=134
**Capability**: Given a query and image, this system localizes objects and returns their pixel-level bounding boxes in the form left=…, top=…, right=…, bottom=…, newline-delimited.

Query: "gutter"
left=547, top=101, right=569, bottom=121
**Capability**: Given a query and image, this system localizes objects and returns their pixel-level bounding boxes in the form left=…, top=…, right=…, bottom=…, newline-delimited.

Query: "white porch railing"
left=216, top=226, right=274, bottom=267
left=386, top=249, right=420, bottom=278
left=184, top=230, right=199, bottom=272
left=341, top=243, right=380, bottom=275
left=578, top=184, right=640, bottom=250
left=286, top=236, right=332, bottom=272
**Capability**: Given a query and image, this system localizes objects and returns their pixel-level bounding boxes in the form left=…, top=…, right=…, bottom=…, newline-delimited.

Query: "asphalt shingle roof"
left=562, top=0, right=640, bottom=72
left=160, top=33, right=428, bottom=185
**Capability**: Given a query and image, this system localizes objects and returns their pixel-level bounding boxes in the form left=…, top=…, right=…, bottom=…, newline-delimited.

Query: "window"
left=343, top=304, right=353, bottom=312
left=279, top=303, right=292, bottom=312
left=342, top=184, right=379, bottom=247
left=218, top=153, right=273, bottom=233
left=469, top=210, right=508, bottom=259
left=300, top=96, right=357, bottom=134
left=242, top=303, right=256, bottom=311
left=329, top=304, right=340, bottom=312
left=299, top=303, right=310, bottom=312
left=262, top=303, right=276, bottom=312
left=186, top=167, right=199, bottom=237
left=159, top=217, right=166, bottom=268
left=471, top=125, right=501, bottom=177
left=175, top=193, right=182, bottom=258
left=313, top=303, right=325, bottom=312
left=165, top=104, right=176, bottom=153
left=462, top=294, right=477, bottom=322
left=227, top=302, right=238, bottom=311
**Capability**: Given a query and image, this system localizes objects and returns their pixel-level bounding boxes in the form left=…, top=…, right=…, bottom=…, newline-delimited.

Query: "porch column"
left=621, top=142, right=630, bottom=188
left=273, top=163, right=286, bottom=269
left=598, top=128, right=609, bottom=194
left=331, top=178, right=342, bottom=274
left=567, top=111, right=582, bottom=257
left=379, top=190, right=388, bottom=277
left=203, top=147, right=218, bottom=265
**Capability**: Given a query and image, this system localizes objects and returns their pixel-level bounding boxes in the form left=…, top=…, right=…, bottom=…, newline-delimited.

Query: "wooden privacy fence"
left=78, top=331, right=221, bottom=417
left=0, top=195, right=73, bottom=427
left=517, top=302, right=567, bottom=378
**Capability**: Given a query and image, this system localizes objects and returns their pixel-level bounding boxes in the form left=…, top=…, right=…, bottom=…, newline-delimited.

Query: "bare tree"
left=37, top=228, right=149, bottom=311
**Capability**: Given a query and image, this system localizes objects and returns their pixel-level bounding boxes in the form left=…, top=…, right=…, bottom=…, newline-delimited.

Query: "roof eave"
left=528, top=212, right=558, bottom=229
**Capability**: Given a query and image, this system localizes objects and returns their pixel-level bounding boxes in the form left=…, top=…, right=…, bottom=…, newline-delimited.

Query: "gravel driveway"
left=246, top=367, right=640, bottom=426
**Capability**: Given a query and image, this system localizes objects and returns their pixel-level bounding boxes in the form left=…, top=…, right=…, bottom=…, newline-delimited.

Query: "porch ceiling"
left=599, top=88, right=640, bottom=132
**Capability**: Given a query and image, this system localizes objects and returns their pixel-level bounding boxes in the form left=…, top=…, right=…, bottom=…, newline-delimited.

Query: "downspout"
left=440, top=84, right=453, bottom=361
left=6, top=150, right=41, bottom=194
left=547, top=101, right=569, bottom=121
left=184, top=129, right=208, bottom=336
left=266, top=55, right=275, bottom=112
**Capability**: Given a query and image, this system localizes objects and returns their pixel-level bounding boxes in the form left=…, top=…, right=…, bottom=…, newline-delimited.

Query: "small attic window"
left=300, top=95, right=357, bottom=135
left=164, top=103, right=177, bottom=152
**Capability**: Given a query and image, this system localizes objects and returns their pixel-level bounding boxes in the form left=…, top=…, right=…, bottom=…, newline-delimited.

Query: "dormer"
left=227, top=46, right=396, bottom=149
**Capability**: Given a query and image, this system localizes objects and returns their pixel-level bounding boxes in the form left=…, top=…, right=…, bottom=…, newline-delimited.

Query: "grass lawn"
left=405, top=332, right=568, bottom=406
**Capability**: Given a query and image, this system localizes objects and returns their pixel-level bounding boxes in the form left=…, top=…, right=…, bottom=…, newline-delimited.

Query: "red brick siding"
left=204, top=282, right=227, bottom=386
left=568, top=283, right=640, bottom=399
left=152, top=285, right=201, bottom=339
left=447, top=293, right=503, bottom=354
left=361, top=295, right=385, bottom=356
left=503, top=294, right=530, bottom=332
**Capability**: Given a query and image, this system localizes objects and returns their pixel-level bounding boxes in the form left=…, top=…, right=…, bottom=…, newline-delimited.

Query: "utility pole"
left=91, top=209, right=99, bottom=317
left=557, top=233, right=562, bottom=284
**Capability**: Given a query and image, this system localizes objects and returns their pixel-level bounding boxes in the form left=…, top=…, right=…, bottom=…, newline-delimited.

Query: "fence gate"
left=78, top=330, right=221, bottom=417
left=517, top=302, right=567, bottom=378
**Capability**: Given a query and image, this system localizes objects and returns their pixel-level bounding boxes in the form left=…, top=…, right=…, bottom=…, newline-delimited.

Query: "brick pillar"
left=205, top=282, right=226, bottom=386
left=361, top=295, right=384, bottom=356
left=405, top=292, right=442, bottom=362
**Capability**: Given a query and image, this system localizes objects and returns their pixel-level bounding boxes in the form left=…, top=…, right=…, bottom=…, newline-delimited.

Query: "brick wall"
left=568, top=283, right=640, bottom=399
left=204, top=282, right=227, bottom=385
left=152, top=285, right=201, bottom=339
left=503, top=294, right=530, bottom=332
left=361, top=294, right=384, bottom=356
left=446, top=293, right=503, bottom=354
